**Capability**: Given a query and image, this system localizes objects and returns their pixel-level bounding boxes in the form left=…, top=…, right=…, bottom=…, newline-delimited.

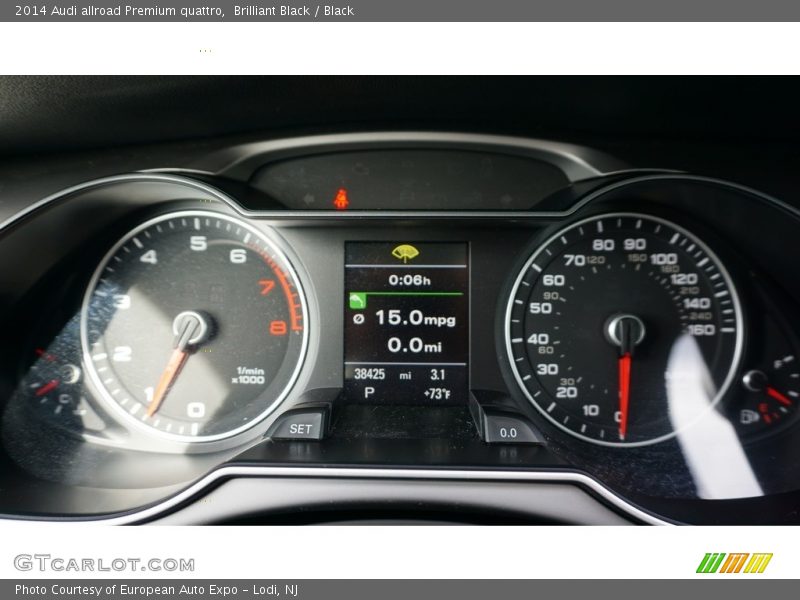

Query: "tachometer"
left=505, top=213, right=743, bottom=447
left=81, top=210, right=308, bottom=443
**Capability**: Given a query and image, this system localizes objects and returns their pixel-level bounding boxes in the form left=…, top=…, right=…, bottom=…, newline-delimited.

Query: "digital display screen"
left=250, top=150, right=569, bottom=211
left=344, top=242, right=469, bottom=405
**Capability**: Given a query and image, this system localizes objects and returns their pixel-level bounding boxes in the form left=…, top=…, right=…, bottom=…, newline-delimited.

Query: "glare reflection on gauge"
left=81, top=211, right=308, bottom=443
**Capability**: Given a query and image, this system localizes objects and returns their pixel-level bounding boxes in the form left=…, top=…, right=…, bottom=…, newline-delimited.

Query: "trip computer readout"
left=344, top=242, right=469, bottom=405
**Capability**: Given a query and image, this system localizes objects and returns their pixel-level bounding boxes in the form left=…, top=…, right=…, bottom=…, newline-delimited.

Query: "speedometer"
left=505, top=213, right=743, bottom=447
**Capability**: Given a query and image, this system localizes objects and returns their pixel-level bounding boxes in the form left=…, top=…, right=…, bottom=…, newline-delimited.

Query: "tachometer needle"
left=146, top=348, right=189, bottom=417
left=145, top=310, right=210, bottom=418
left=618, top=353, right=632, bottom=440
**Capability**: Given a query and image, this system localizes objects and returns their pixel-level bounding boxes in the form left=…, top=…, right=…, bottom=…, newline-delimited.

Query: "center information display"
left=343, top=242, right=469, bottom=404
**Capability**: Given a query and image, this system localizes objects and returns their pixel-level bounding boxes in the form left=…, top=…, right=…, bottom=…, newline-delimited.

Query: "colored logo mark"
left=696, top=553, right=773, bottom=574
left=349, top=292, right=367, bottom=310
left=392, top=244, right=420, bottom=263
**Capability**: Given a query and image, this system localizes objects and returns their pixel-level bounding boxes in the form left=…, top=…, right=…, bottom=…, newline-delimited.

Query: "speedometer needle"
left=146, top=310, right=210, bottom=418
left=618, top=353, right=632, bottom=440
left=607, top=314, right=645, bottom=442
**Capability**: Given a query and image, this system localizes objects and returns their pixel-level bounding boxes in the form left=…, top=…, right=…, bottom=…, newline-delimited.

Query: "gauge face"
left=738, top=359, right=799, bottom=437
left=505, top=213, right=743, bottom=447
left=734, top=315, right=800, bottom=439
left=22, top=338, right=92, bottom=427
left=81, top=211, right=308, bottom=442
left=12, top=316, right=106, bottom=436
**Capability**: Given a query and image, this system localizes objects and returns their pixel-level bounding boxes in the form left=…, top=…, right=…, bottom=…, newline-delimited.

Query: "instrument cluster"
left=2, top=132, right=800, bottom=524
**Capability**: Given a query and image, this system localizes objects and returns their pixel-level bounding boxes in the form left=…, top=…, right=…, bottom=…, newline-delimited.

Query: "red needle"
left=618, top=352, right=632, bottom=440
left=35, top=379, right=59, bottom=397
left=766, top=386, right=793, bottom=406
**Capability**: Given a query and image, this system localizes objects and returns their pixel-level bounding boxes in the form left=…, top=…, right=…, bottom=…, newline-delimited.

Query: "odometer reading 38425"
left=505, top=213, right=743, bottom=447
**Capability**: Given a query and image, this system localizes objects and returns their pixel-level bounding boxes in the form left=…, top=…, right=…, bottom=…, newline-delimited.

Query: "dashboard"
left=3, top=80, right=800, bottom=525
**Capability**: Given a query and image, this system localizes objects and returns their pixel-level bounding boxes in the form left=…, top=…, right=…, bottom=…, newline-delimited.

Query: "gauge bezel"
left=79, top=209, right=310, bottom=444
left=504, top=211, right=746, bottom=448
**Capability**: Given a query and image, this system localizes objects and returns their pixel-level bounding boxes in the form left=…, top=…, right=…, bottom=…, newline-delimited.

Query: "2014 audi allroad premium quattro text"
left=1, top=76, right=800, bottom=525
left=14, top=5, right=356, bottom=18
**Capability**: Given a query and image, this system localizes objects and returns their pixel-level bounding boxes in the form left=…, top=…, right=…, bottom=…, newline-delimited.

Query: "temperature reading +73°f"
left=425, top=388, right=452, bottom=400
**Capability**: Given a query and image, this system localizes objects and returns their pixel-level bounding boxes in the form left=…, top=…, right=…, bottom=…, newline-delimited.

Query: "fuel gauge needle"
left=35, top=379, right=60, bottom=397
left=146, top=310, right=210, bottom=418
left=766, top=386, right=793, bottom=407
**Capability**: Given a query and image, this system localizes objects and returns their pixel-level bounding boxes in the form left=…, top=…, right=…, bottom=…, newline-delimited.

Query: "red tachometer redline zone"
left=261, top=251, right=304, bottom=333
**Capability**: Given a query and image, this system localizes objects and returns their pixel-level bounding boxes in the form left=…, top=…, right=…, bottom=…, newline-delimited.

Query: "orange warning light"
left=333, top=188, right=350, bottom=210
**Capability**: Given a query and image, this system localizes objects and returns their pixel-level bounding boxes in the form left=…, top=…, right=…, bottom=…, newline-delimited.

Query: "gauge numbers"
left=506, top=213, right=743, bottom=447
